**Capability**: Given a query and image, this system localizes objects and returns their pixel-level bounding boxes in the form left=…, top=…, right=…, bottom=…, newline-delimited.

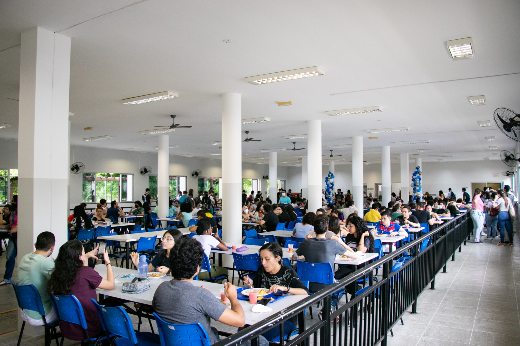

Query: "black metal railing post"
left=412, top=242, right=419, bottom=313
left=321, top=296, right=332, bottom=346
left=381, top=261, right=390, bottom=346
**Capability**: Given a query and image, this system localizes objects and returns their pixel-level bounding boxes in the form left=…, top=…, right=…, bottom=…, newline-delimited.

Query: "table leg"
left=126, top=242, right=130, bottom=269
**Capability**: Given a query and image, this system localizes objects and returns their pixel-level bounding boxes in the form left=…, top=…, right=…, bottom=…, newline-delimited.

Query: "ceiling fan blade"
left=176, top=126, right=192, bottom=128
left=295, top=148, right=304, bottom=150
left=250, top=139, right=261, bottom=141
left=154, top=125, right=167, bottom=127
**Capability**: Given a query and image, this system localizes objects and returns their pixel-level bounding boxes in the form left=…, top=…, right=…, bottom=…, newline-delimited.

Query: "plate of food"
left=147, top=272, right=166, bottom=279
left=241, top=288, right=270, bottom=296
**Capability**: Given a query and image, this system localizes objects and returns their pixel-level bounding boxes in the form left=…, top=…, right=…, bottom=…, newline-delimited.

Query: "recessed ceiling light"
left=285, top=134, right=307, bottom=140
left=326, top=145, right=351, bottom=149
left=0, top=124, right=11, bottom=129
left=123, top=148, right=141, bottom=152
left=368, top=137, right=378, bottom=140
left=326, top=106, right=382, bottom=116
left=241, top=117, right=270, bottom=125
left=139, top=128, right=174, bottom=135
left=121, top=91, right=179, bottom=105
left=259, top=148, right=286, bottom=152
left=393, top=140, right=431, bottom=145
left=489, top=146, right=498, bottom=150
left=212, top=142, right=222, bottom=145
left=366, top=127, right=410, bottom=134
left=485, top=136, right=495, bottom=141
left=154, top=145, right=180, bottom=149
left=478, top=121, right=491, bottom=127
left=468, top=95, right=485, bottom=106
left=244, top=66, right=324, bottom=85
left=446, top=37, right=474, bottom=60
left=276, top=101, right=293, bottom=106
left=83, top=135, right=112, bottom=142
left=364, top=152, right=382, bottom=155
left=428, top=155, right=454, bottom=157
left=181, top=154, right=192, bottom=158
left=438, top=159, right=446, bottom=162
left=210, top=153, right=222, bottom=156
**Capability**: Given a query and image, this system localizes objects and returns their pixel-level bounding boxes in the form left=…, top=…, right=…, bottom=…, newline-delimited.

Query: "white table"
left=261, top=230, right=294, bottom=238
left=156, top=217, right=183, bottom=228
left=242, top=222, right=258, bottom=226
left=401, top=226, right=425, bottom=241
left=374, top=234, right=406, bottom=253
left=93, top=222, right=135, bottom=229
left=94, top=265, right=306, bottom=326
left=98, top=229, right=191, bottom=268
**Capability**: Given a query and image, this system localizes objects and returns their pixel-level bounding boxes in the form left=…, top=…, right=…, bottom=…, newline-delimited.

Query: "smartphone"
left=258, top=298, right=271, bottom=306
left=97, top=242, right=106, bottom=259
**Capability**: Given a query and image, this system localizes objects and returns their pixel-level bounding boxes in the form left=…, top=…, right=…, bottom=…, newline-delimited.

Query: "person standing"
left=142, top=188, right=150, bottom=202
left=497, top=190, right=514, bottom=246
left=0, top=204, right=17, bottom=286
left=485, top=192, right=499, bottom=239
left=470, top=188, right=485, bottom=243
left=462, top=188, right=471, bottom=204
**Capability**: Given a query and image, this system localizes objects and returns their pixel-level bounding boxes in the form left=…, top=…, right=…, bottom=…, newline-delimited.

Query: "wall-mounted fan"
left=140, top=166, right=152, bottom=175
left=288, top=142, right=304, bottom=151
left=502, top=171, right=515, bottom=177
left=494, top=108, right=520, bottom=142
left=192, top=169, right=202, bottom=177
left=500, top=150, right=520, bottom=167
left=243, top=131, right=261, bottom=142
left=70, top=162, right=85, bottom=174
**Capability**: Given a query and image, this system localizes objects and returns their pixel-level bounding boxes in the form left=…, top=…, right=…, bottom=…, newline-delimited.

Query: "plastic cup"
left=232, top=245, right=237, bottom=251
left=220, top=289, right=228, bottom=301
left=249, top=291, right=257, bottom=304
left=288, top=244, right=294, bottom=253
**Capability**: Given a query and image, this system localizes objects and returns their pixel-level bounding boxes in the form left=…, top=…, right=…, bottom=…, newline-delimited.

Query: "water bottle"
left=137, top=255, right=148, bottom=279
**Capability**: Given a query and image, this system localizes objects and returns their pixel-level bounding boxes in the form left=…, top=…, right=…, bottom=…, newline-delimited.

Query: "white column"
left=157, top=135, right=169, bottom=220
left=307, top=120, right=322, bottom=213
left=269, top=152, right=278, bottom=202
left=221, top=93, right=242, bottom=244
left=301, top=157, right=308, bottom=199
left=352, top=136, right=364, bottom=217
left=329, top=160, right=335, bottom=175
left=18, top=27, right=71, bottom=256
left=516, top=142, right=520, bottom=201
left=381, top=146, right=391, bottom=206
left=415, top=157, right=422, bottom=201
left=400, top=153, right=410, bottom=202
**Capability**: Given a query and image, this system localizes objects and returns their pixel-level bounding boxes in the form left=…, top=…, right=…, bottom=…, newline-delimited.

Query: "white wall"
left=285, top=160, right=512, bottom=198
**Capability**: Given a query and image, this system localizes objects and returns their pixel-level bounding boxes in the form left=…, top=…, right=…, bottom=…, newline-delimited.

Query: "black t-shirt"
left=447, top=205, right=460, bottom=216
left=253, top=265, right=309, bottom=293
left=242, top=193, right=247, bottom=205
left=196, top=217, right=217, bottom=233
left=396, top=215, right=420, bottom=226
left=262, top=212, right=279, bottom=232
left=412, top=210, right=431, bottom=224
left=277, top=212, right=290, bottom=224
left=344, top=234, right=371, bottom=252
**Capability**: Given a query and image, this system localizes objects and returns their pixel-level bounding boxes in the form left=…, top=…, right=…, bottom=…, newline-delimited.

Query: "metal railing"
left=214, top=212, right=470, bottom=346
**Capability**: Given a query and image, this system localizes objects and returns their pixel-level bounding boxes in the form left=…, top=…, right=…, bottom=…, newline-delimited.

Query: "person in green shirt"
left=17, top=232, right=100, bottom=325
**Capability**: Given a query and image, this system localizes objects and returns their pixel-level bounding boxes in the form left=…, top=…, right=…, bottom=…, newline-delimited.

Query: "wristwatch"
left=287, top=286, right=291, bottom=293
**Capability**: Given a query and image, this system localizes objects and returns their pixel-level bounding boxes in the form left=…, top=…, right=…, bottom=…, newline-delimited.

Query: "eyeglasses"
left=162, top=237, right=175, bottom=242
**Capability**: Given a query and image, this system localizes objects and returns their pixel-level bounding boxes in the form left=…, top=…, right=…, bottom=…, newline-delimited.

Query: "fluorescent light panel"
left=121, top=91, right=179, bottom=105
left=327, top=145, right=351, bottom=149
left=259, top=148, right=286, bottom=152
left=212, top=142, right=222, bottom=145
left=284, top=134, right=307, bottom=139
left=155, top=145, right=180, bottom=149
left=245, top=66, right=324, bottom=85
left=478, top=121, right=491, bottom=127
left=210, top=153, right=222, bottom=156
left=393, top=140, right=431, bottom=145
left=83, top=135, right=112, bottom=142
left=0, top=123, right=11, bottom=129
left=241, top=117, right=270, bottom=125
left=485, top=136, right=495, bottom=141
left=326, top=106, right=381, bottom=116
left=468, top=95, right=485, bottom=105
left=139, top=128, right=174, bottom=135
left=366, top=127, right=410, bottom=134
left=446, top=37, right=474, bottom=60
left=489, top=146, right=498, bottom=150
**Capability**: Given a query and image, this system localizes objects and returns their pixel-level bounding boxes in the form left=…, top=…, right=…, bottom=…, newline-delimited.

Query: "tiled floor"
left=0, top=224, right=518, bottom=346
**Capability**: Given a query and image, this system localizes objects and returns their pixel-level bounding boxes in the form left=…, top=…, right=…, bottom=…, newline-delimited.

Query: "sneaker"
left=498, top=243, right=505, bottom=246
left=510, top=243, right=514, bottom=247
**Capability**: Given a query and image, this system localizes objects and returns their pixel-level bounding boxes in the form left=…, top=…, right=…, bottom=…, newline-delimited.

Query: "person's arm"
left=218, top=283, right=245, bottom=327
left=176, top=212, right=183, bottom=220
left=213, top=233, right=227, bottom=250
left=357, top=232, right=369, bottom=253
left=330, top=235, right=355, bottom=253
left=97, top=250, right=115, bottom=290
left=189, top=225, right=198, bottom=233
left=405, top=218, right=420, bottom=228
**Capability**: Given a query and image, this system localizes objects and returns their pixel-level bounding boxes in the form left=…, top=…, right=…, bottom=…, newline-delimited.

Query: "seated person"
left=91, top=207, right=111, bottom=224
left=47, top=240, right=114, bottom=341
left=433, top=201, right=450, bottom=216
left=131, top=229, right=183, bottom=274
left=412, top=202, right=434, bottom=226
left=364, top=203, right=381, bottom=223
left=129, top=200, right=145, bottom=216
left=390, top=204, right=402, bottom=221
left=192, top=221, right=228, bottom=282
left=278, top=192, right=291, bottom=204
left=396, top=205, right=420, bottom=228
left=316, top=208, right=325, bottom=215
left=447, top=200, right=462, bottom=215
left=99, top=199, right=108, bottom=216
left=106, top=200, right=125, bottom=223
left=152, top=239, right=267, bottom=345
left=189, top=210, right=218, bottom=234
left=342, top=200, right=358, bottom=219
left=305, top=215, right=339, bottom=239
left=176, top=201, right=193, bottom=227
left=69, top=205, right=94, bottom=231
left=425, top=205, right=442, bottom=222
left=375, top=210, right=408, bottom=236
left=256, top=204, right=278, bottom=232
left=153, top=199, right=176, bottom=217
left=293, top=212, right=315, bottom=238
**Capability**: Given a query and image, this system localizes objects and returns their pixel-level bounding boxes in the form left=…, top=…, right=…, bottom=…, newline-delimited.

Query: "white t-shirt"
left=192, top=235, right=220, bottom=260
left=342, top=206, right=358, bottom=219
left=497, top=197, right=509, bottom=212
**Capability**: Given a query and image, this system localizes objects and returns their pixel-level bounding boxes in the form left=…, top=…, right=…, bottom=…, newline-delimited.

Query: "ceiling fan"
left=327, top=150, right=342, bottom=158
left=154, top=115, right=192, bottom=129
left=243, top=131, right=261, bottom=142
left=289, top=142, right=305, bottom=151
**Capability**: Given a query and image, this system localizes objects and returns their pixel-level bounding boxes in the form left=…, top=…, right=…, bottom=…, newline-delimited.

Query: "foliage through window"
left=82, top=173, right=133, bottom=203
left=148, top=175, right=187, bottom=199
left=0, top=169, right=17, bottom=205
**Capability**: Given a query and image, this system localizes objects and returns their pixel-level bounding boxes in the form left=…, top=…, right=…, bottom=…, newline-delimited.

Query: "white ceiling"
left=1, top=0, right=520, bottom=167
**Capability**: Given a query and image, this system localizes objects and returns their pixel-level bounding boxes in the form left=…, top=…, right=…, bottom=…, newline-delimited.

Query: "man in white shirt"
left=342, top=200, right=358, bottom=219
left=192, top=220, right=228, bottom=282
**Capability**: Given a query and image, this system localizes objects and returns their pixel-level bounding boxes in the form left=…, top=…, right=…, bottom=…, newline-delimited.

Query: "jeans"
left=498, top=211, right=513, bottom=243
left=4, top=234, right=17, bottom=281
left=470, top=210, right=484, bottom=242
left=486, top=214, right=498, bottom=238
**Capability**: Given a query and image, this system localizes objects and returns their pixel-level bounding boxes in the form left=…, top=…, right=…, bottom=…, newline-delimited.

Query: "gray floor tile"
left=470, top=330, right=520, bottom=346
left=422, top=325, right=473, bottom=344
left=386, top=333, right=421, bottom=346
left=476, top=309, right=520, bottom=322
left=418, top=337, right=470, bottom=345
left=473, top=318, right=520, bottom=337
left=429, top=313, right=476, bottom=330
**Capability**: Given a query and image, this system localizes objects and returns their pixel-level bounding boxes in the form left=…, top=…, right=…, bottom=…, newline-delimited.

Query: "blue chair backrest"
left=131, top=225, right=145, bottom=233
left=188, top=219, right=198, bottom=227
left=244, top=229, right=258, bottom=239
left=232, top=253, right=261, bottom=272
left=373, top=239, right=384, bottom=258
left=51, top=295, right=88, bottom=330
left=296, top=261, right=335, bottom=287
left=419, top=237, right=430, bottom=252
left=91, top=299, right=138, bottom=344
left=153, top=313, right=211, bottom=346
left=151, top=217, right=160, bottom=228
left=217, top=229, right=222, bottom=238
left=284, top=240, right=301, bottom=248
left=188, top=232, right=196, bottom=238
left=275, top=223, right=286, bottom=230
left=291, top=236, right=305, bottom=242
left=295, top=209, right=302, bottom=216
left=136, top=236, right=158, bottom=253
left=282, top=258, right=292, bottom=267
left=286, top=221, right=296, bottom=230
left=200, top=253, right=211, bottom=273
left=107, top=216, right=114, bottom=222
left=366, top=222, right=378, bottom=227
left=420, top=223, right=430, bottom=234
left=150, top=213, right=158, bottom=218
left=244, top=238, right=266, bottom=246
left=95, top=226, right=111, bottom=239
left=12, top=284, right=46, bottom=317
left=257, top=234, right=276, bottom=243
left=77, top=229, right=95, bottom=242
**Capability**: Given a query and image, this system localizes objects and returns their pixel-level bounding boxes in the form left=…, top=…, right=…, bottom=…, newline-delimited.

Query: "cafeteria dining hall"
left=1, top=1, right=520, bottom=345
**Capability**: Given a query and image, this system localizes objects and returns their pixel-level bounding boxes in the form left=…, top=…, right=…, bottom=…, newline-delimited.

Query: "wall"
left=286, top=160, right=512, bottom=198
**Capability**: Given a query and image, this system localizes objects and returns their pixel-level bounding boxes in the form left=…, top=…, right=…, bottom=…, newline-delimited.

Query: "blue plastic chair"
left=286, top=221, right=296, bottom=230
left=419, top=237, right=431, bottom=252
left=199, top=253, right=228, bottom=283
left=95, top=226, right=112, bottom=239
left=296, top=261, right=335, bottom=290
left=136, top=236, right=158, bottom=257
left=91, top=299, right=160, bottom=346
left=420, top=223, right=430, bottom=234
left=257, top=234, right=276, bottom=243
left=244, top=238, right=266, bottom=246
left=244, top=229, right=258, bottom=239
left=291, top=236, right=305, bottom=242
left=131, top=225, right=145, bottom=234
left=107, top=216, right=115, bottom=222
left=13, top=284, right=62, bottom=346
left=151, top=217, right=160, bottom=229
left=77, top=228, right=95, bottom=242
left=275, top=223, right=286, bottom=230
left=153, top=313, right=211, bottom=346
left=366, top=222, right=378, bottom=227
left=284, top=240, right=301, bottom=249
left=282, top=258, right=292, bottom=267
left=232, top=253, right=261, bottom=284
left=188, top=232, right=197, bottom=238
left=188, top=219, right=198, bottom=227
left=217, top=229, right=222, bottom=238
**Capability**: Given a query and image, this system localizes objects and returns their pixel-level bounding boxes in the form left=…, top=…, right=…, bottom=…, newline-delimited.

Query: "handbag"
left=490, top=205, right=499, bottom=217
left=508, top=202, right=516, bottom=219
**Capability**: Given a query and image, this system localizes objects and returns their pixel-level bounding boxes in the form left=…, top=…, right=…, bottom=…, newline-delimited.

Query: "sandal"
left=0, top=280, right=11, bottom=286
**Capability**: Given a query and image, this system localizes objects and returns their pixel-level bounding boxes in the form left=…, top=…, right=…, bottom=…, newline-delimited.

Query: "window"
left=266, top=180, right=283, bottom=195
left=150, top=175, right=187, bottom=199
left=242, top=179, right=252, bottom=193
left=0, top=169, right=18, bottom=205
left=82, top=173, right=133, bottom=203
